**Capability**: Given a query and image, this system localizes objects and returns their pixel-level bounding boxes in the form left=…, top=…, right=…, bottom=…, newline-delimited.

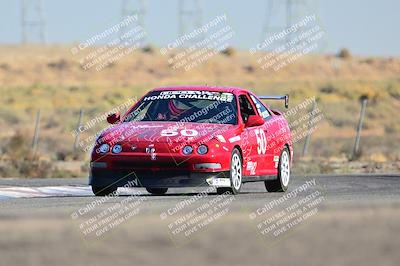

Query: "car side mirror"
left=107, top=112, right=120, bottom=124
left=245, top=115, right=264, bottom=127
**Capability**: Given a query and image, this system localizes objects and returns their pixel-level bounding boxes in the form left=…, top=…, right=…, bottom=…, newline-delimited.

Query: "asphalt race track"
left=0, top=174, right=399, bottom=266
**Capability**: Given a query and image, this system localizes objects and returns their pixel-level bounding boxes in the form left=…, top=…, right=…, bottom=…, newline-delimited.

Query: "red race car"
left=90, top=86, right=292, bottom=196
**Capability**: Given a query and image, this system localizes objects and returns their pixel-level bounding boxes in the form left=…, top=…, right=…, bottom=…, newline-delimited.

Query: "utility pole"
left=21, top=0, right=47, bottom=43
left=302, top=99, right=317, bottom=157
left=178, top=0, right=203, bottom=43
left=260, top=0, right=313, bottom=50
left=352, top=95, right=368, bottom=159
left=120, top=0, right=147, bottom=45
left=32, top=109, right=41, bottom=154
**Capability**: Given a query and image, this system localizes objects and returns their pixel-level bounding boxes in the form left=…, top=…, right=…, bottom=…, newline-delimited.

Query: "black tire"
left=265, top=147, right=290, bottom=192
left=92, top=185, right=118, bottom=196
left=217, top=148, right=242, bottom=195
left=146, top=187, right=168, bottom=195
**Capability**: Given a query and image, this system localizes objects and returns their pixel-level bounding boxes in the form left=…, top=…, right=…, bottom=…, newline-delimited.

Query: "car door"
left=238, top=94, right=266, bottom=176
left=249, top=94, right=277, bottom=175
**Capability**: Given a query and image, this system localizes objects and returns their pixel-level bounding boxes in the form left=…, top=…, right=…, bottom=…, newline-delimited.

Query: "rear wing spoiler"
left=258, top=95, right=289, bottom=108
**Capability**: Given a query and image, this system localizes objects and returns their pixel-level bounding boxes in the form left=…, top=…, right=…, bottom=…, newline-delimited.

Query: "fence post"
left=302, top=100, right=317, bottom=157
left=32, top=109, right=41, bottom=154
left=73, top=109, right=84, bottom=153
left=352, top=95, right=368, bottom=159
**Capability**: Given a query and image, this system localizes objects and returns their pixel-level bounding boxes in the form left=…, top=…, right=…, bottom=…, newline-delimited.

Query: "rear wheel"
left=92, top=185, right=118, bottom=196
left=146, top=187, right=168, bottom=195
left=265, top=147, right=290, bottom=192
left=217, top=148, right=242, bottom=195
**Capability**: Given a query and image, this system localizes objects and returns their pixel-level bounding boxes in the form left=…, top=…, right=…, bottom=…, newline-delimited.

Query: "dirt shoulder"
left=0, top=207, right=399, bottom=266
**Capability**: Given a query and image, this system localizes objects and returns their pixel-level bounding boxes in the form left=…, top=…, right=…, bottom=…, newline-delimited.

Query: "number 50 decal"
left=161, top=129, right=198, bottom=137
left=255, top=128, right=267, bottom=155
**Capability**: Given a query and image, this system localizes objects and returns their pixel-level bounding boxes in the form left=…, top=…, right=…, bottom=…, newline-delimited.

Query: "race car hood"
left=97, top=121, right=239, bottom=145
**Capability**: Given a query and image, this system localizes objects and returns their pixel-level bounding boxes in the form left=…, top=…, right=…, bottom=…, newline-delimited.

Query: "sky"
left=0, top=0, right=399, bottom=56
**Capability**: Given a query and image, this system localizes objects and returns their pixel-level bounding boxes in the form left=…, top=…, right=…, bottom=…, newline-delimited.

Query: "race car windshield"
left=123, top=90, right=238, bottom=125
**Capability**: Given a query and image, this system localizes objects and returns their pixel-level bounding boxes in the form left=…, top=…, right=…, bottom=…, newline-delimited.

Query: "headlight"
left=112, top=144, right=122, bottom=154
left=182, top=145, right=193, bottom=155
left=197, top=144, right=208, bottom=154
left=98, top=144, right=110, bottom=154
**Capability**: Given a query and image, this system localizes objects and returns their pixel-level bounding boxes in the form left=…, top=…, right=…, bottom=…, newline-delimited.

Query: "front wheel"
left=265, top=147, right=290, bottom=192
left=146, top=187, right=168, bottom=195
left=217, top=148, right=242, bottom=195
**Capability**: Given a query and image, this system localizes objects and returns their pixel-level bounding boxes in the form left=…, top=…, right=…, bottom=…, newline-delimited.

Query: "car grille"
left=113, top=160, right=188, bottom=169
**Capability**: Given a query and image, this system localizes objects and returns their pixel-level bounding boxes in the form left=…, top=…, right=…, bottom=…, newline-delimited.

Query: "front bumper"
left=89, top=168, right=230, bottom=188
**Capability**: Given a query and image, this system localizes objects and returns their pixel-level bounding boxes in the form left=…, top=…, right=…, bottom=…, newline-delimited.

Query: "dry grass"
left=0, top=44, right=399, bottom=177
